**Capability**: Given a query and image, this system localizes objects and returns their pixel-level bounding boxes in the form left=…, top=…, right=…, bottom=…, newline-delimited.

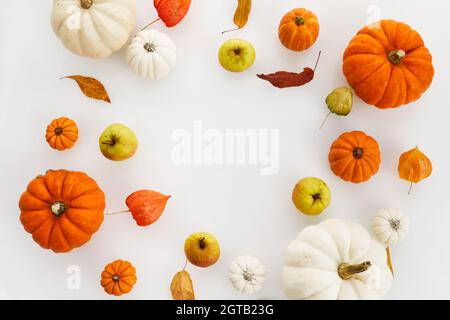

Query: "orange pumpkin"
left=19, top=170, right=105, bottom=253
left=278, top=8, right=319, bottom=52
left=343, top=20, right=434, bottom=109
left=46, top=117, right=78, bottom=151
left=328, top=131, right=381, bottom=183
left=101, top=260, right=137, bottom=296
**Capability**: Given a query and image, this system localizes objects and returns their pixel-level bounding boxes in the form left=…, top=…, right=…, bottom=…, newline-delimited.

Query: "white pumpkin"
left=282, top=219, right=393, bottom=300
left=126, top=29, right=177, bottom=80
left=372, top=208, right=409, bottom=247
left=228, top=255, right=266, bottom=294
left=51, top=0, right=136, bottom=58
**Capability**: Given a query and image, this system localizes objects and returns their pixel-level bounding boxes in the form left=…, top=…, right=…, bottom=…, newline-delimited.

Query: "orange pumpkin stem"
left=388, top=50, right=406, bottom=65
left=80, top=0, right=93, bottom=9
left=141, top=17, right=162, bottom=31
left=295, top=16, right=305, bottom=25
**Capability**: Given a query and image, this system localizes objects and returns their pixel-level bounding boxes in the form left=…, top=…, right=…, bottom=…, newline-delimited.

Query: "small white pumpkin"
left=372, top=208, right=409, bottom=247
left=126, top=29, right=177, bottom=80
left=282, top=219, right=393, bottom=300
left=228, top=255, right=266, bottom=294
left=51, top=0, right=136, bottom=58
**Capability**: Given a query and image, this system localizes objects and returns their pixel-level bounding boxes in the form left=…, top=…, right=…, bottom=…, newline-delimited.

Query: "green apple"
left=99, top=124, right=138, bottom=161
left=218, top=38, right=256, bottom=72
left=292, top=177, right=331, bottom=216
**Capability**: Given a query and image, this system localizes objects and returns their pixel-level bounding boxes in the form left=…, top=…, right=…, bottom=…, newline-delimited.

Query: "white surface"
left=0, top=0, right=449, bottom=300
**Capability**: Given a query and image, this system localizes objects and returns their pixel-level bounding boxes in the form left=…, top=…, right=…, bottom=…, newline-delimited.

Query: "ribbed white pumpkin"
left=282, top=219, right=393, bottom=300
left=51, top=0, right=136, bottom=58
left=126, top=29, right=177, bottom=80
left=372, top=208, right=409, bottom=247
left=228, top=255, right=267, bottom=294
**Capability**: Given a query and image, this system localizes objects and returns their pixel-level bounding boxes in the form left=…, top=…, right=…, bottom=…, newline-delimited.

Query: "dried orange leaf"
left=222, top=0, right=252, bottom=33
left=170, top=269, right=195, bottom=300
left=62, top=75, right=111, bottom=103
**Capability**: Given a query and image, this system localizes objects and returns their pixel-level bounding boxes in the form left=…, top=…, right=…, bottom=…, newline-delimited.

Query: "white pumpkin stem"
left=338, top=261, right=371, bottom=280
left=80, top=0, right=93, bottom=9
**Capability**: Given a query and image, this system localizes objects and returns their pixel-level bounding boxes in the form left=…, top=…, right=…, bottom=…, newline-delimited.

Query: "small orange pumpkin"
left=398, top=147, right=432, bottom=192
left=101, top=260, right=137, bottom=296
left=328, top=131, right=381, bottom=183
left=278, top=8, right=319, bottom=52
left=343, top=20, right=434, bottom=109
left=46, top=117, right=78, bottom=151
left=19, top=170, right=105, bottom=253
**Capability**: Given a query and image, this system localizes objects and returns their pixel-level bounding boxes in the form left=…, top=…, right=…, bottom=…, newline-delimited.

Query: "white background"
left=1, top=0, right=449, bottom=300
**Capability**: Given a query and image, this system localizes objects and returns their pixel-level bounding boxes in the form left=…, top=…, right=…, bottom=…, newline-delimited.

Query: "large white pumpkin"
left=126, top=29, right=177, bottom=80
left=51, top=0, right=136, bottom=58
left=282, top=219, right=393, bottom=300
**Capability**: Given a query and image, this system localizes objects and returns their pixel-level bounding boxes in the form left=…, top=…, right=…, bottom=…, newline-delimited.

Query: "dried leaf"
left=154, top=0, right=192, bottom=28
left=257, top=51, right=322, bottom=89
left=170, top=270, right=195, bottom=300
left=62, top=75, right=111, bottom=103
left=386, top=247, right=394, bottom=276
left=125, top=190, right=171, bottom=227
left=222, top=0, right=252, bottom=33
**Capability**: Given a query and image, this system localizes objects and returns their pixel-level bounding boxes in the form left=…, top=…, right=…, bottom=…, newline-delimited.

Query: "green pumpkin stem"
left=295, top=16, right=305, bottom=26
left=388, top=50, right=406, bottom=65
left=338, top=261, right=371, bottom=280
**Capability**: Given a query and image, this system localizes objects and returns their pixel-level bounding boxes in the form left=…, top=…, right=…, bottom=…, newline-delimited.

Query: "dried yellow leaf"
left=170, top=270, right=195, bottom=300
left=62, top=75, right=111, bottom=103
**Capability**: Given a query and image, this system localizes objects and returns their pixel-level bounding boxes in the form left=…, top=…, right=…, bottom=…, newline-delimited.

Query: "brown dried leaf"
left=257, top=51, right=322, bottom=89
left=170, top=269, right=195, bottom=300
left=62, top=75, right=111, bottom=103
left=222, top=0, right=252, bottom=33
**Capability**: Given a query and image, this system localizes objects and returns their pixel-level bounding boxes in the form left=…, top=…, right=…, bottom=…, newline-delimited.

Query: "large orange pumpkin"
left=101, top=259, right=137, bottom=296
left=343, top=20, right=434, bottom=109
left=278, top=8, right=319, bottom=52
left=328, top=131, right=381, bottom=183
left=19, top=170, right=105, bottom=253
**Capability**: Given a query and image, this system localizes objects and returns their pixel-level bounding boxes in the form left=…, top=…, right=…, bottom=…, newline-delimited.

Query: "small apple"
left=184, top=232, right=220, bottom=268
left=292, top=177, right=331, bottom=216
left=218, top=38, right=256, bottom=72
left=99, top=123, right=138, bottom=161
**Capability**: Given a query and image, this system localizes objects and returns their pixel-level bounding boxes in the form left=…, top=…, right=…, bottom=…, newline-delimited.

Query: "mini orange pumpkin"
left=278, top=8, right=319, bottom=52
left=101, top=260, right=137, bottom=296
left=19, top=170, right=105, bottom=253
left=398, top=147, right=432, bottom=193
left=46, top=117, right=78, bottom=151
left=328, top=131, right=381, bottom=183
left=343, top=20, right=434, bottom=109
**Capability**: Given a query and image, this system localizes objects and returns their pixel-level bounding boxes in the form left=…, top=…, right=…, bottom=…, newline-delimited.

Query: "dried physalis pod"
left=398, top=147, right=432, bottom=194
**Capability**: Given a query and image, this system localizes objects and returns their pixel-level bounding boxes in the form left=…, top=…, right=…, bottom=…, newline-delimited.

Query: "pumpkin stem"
left=112, top=275, right=120, bottom=282
left=338, top=261, right=371, bottom=280
left=80, top=0, right=93, bottom=10
left=144, top=43, right=156, bottom=53
left=55, top=127, right=63, bottom=136
left=388, top=50, right=406, bottom=65
left=319, top=112, right=332, bottom=130
left=353, top=147, right=364, bottom=159
left=140, top=17, right=162, bottom=31
left=51, top=202, right=65, bottom=217
left=199, top=237, right=206, bottom=249
left=295, top=16, right=306, bottom=26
